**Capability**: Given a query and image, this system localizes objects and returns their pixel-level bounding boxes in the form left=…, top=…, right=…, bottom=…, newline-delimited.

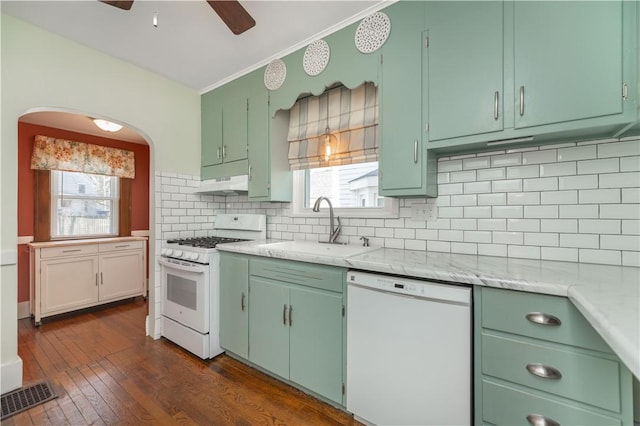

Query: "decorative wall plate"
left=303, top=39, right=330, bottom=76
left=355, top=11, right=391, bottom=54
left=264, top=59, right=286, bottom=90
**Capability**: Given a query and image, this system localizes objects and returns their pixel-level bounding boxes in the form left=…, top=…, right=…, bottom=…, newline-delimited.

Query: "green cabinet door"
left=289, top=286, right=343, bottom=403
left=248, top=276, right=290, bottom=379
left=219, top=253, right=249, bottom=358
left=222, top=95, right=248, bottom=163
left=379, top=2, right=427, bottom=195
left=514, top=1, right=623, bottom=129
left=201, top=90, right=222, bottom=167
left=426, top=1, right=504, bottom=142
left=247, top=71, right=270, bottom=200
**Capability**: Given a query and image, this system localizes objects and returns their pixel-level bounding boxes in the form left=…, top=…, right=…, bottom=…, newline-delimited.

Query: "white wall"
left=0, top=14, right=201, bottom=393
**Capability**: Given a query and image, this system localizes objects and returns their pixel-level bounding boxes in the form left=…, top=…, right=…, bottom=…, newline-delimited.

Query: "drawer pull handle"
left=526, top=312, right=561, bottom=326
left=62, top=249, right=82, bottom=253
left=526, top=413, right=560, bottom=426
left=114, top=245, right=130, bottom=248
left=526, top=363, right=562, bottom=380
left=289, top=305, right=293, bottom=326
left=494, top=91, right=499, bottom=120
left=240, top=292, right=246, bottom=311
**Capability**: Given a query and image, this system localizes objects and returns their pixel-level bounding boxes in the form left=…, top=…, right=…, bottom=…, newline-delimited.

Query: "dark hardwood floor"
left=6, top=299, right=359, bottom=425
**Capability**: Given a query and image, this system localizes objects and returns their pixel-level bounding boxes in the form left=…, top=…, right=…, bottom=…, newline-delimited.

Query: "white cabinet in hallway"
left=30, top=237, right=146, bottom=325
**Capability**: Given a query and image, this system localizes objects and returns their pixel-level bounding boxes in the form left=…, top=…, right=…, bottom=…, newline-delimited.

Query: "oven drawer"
left=481, top=287, right=611, bottom=353
left=250, top=258, right=344, bottom=293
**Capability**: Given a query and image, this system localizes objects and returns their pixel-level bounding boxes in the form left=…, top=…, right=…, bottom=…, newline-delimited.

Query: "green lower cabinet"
left=219, top=253, right=249, bottom=358
left=475, top=286, right=634, bottom=425
left=248, top=276, right=290, bottom=378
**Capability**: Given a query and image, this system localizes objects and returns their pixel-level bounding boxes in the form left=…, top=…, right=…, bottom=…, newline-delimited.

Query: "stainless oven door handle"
left=158, top=257, right=206, bottom=273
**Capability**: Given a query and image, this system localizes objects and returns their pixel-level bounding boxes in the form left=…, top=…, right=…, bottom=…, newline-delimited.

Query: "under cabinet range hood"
left=193, top=175, right=248, bottom=195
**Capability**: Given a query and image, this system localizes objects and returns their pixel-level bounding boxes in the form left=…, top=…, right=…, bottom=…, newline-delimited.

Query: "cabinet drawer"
left=250, top=258, right=344, bottom=293
left=100, top=240, right=144, bottom=252
left=40, top=244, right=98, bottom=259
left=482, top=332, right=621, bottom=412
left=481, top=287, right=611, bottom=352
left=482, top=379, right=622, bottom=426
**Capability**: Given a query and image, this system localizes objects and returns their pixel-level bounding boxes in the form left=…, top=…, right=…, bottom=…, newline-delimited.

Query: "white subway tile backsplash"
left=558, top=175, right=598, bottom=190
left=451, top=219, right=477, bottom=230
left=451, top=242, right=478, bottom=255
left=438, top=207, right=464, bottom=218
left=439, top=183, right=464, bottom=195
left=622, top=188, right=640, bottom=203
left=540, top=162, right=576, bottom=177
left=493, top=205, right=523, bottom=218
left=478, top=193, right=506, bottom=206
left=620, top=156, right=640, bottom=172
left=557, top=145, right=597, bottom=162
left=577, top=158, right=619, bottom=175
left=464, top=181, right=492, bottom=194
left=524, top=205, right=559, bottom=218
left=559, top=204, right=598, bottom=219
left=579, top=249, right=621, bottom=265
left=507, top=192, right=540, bottom=205
left=478, top=219, right=507, bottom=231
left=405, top=239, right=426, bottom=251
left=439, top=159, right=463, bottom=172
left=492, top=153, right=522, bottom=167
left=477, top=168, right=506, bottom=181
left=427, top=240, right=450, bottom=252
left=464, top=231, right=492, bottom=243
left=450, top=170, right=477, bottom=183
left=493, top=232, right=524, bottom=245
left=450, top=194, right=478, bottom=206
left=540, top=190, right=577, bottom=205
left=439, top=230, right=464, bottom=242
left=598, top=140, right=640, bottom=158
left=478, top=243, right=507, bottom=257
left=541, top=219, right=577, bottom=233
left=522, top=149, right=557, bottom=165
left=599, top=172, right=640, bottom=189
left=462, top=156, right=491, bottom=170
left=541, top=247, right=578, bottom=262
left=492, top=179, right=522, bottom=193
left=579, top=219, right=620, bottom=234
left=507, top=165, right=539, bottom=179
left=559, top=233, right=599, bottom=249
left=622, top=251, right=640, bottom=267
left=622, top=220, right=640, bottom=235
left=507, top=219, right=540, bottom=232
left=524, top=232, right=559, bottom=247
left=600, top=204, right=640, bottom=219
left=600, top=235, right=640, bottom=251
left=508, top=245, right=540, bottom=259
left=523, top=177, right=558, bottom=192
left=579, top=189, right=620, bottom=204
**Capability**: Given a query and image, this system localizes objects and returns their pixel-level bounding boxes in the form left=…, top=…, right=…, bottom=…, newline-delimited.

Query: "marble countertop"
left=217, top=240, right=640, bottom=379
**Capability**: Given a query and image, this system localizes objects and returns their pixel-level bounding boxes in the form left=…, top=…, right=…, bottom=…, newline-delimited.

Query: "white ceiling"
left=4, top=0, right=389, bottom=141
left=2, top=0, right=388, bottom=93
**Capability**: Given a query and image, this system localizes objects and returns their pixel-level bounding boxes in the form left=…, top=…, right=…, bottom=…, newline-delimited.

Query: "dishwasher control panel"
left=347, top=271, right=470, bottom=305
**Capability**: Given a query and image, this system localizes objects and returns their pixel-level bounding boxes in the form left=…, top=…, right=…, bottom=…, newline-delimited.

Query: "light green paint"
left=1, top=14, right=200, bottom=393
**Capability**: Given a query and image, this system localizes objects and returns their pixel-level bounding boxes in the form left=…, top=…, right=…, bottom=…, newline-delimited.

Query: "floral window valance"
left=30, top=135, right=135, bottom=179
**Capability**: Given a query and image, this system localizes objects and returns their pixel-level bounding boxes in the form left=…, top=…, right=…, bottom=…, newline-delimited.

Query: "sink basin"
left=257, top=241, right=378, bottom=258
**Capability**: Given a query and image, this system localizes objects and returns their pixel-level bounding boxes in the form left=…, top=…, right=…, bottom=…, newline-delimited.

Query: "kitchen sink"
left=257, top=240, right=379, bottom=258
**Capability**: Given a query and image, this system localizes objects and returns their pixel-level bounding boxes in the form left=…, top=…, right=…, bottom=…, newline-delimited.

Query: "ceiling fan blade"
left=207, top=1, right=256, bottom=35
left=99, top=1, right=134, bottom=11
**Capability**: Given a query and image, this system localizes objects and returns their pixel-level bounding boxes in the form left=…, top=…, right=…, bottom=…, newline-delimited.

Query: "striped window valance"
left=288, top=82, right=378, bottom=170
left=30, top=135, right=135, bottom=179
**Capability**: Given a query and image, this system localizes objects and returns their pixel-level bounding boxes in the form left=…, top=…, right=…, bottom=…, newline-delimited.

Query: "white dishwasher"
left=346, top=271, right=471, bottom=426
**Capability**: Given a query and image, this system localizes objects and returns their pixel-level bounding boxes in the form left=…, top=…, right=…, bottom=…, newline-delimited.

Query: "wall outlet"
left=412, top=203, right=437, bottom=221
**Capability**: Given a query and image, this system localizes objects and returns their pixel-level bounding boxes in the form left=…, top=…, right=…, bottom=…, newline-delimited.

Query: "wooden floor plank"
left=10, top=299, right=359, bottom=426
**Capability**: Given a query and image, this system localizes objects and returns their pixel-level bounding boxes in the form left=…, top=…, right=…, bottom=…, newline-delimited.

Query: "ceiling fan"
left=100, top=1, right=256, bottom=35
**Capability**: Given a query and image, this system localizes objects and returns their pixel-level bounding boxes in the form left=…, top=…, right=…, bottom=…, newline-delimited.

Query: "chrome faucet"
left=312, top=196, right=342, bottom=244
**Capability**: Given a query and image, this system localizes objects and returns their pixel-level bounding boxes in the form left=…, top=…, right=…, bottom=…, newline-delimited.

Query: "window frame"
left=291, top=167, right=399, bottom=218
left=50, top=170, right=120, bottom=240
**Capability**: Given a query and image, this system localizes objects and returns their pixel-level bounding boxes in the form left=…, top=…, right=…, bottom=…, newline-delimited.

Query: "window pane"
left=51, top=170, right=118, bottom=238
left=305, top=162, right=382, bottom=208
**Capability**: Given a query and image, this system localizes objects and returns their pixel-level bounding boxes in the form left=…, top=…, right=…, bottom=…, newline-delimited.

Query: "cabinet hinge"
left=424, top=36, right=429, bottom=48
left=342, top=383, right=345, bottom=395
left=342, top=305, right=345, bottom=317
left=246, top=99, right=249, bottom=111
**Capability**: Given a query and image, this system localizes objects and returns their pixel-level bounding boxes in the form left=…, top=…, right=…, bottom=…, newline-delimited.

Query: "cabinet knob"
left=526, top=363, right=562, bottom=380
left=526, top=413, right=560, bottom=426
left=525, top=312, right=561, bottom=326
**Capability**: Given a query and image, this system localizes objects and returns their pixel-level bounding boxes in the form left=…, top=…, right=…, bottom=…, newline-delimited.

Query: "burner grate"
left=1, top=380, right=58, bottom=420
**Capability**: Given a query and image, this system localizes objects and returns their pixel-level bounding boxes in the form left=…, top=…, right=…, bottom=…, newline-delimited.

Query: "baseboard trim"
left=18, top=301, right=30, bottom=320
left=1, top=357, right=23, bottom=394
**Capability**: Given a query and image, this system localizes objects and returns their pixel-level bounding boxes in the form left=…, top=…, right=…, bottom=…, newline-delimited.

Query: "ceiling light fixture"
left=153, top=12, right=158, bottom=28
left=93, top=118, right=123, bottom=132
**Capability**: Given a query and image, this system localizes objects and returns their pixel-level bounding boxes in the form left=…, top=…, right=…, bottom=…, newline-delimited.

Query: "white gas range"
left=158, top=213, right=266, bottom=359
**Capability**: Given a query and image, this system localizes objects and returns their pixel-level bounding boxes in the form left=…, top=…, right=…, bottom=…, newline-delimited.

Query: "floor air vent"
left=1, top=380, right=58, bottom=420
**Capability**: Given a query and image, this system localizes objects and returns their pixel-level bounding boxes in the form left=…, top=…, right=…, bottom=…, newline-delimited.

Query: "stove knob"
left=189, top=253, right=199, bottom=261
left=162, top=248, right=173, bottom=256
left=174, top=250, right=183, bottom=258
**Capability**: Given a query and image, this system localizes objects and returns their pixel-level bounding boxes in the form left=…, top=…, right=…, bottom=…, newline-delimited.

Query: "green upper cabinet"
left=513, top=1, right=626, bottom=130
left=379, top=1, right=437, bottom=198
left=425, top=0, right=637, bottom=153
left=425, top=2, right=504, bottom=142
left=219, top=253, right=249, bottom=358
left=201, top=78, right=249, bottom=180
